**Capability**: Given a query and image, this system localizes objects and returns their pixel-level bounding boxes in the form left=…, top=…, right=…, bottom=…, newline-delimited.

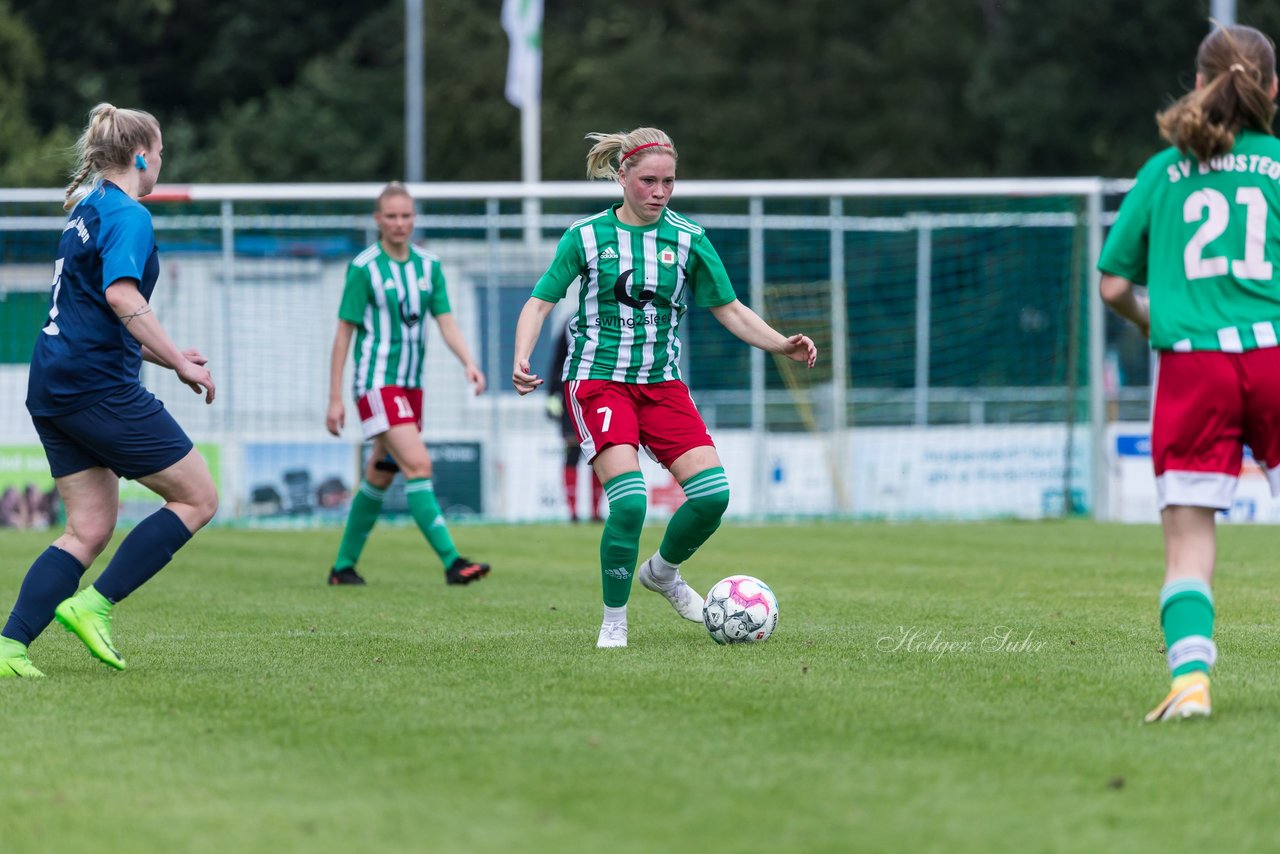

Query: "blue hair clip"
left=135, top=153, right=147, bottom=171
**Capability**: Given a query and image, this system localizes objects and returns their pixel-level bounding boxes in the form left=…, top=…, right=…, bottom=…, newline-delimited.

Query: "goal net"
left=0, top=180, right=1107, bottom=525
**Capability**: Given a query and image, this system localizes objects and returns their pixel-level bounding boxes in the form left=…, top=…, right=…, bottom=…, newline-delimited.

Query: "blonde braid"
left=63, top=161, right=93, bottom=211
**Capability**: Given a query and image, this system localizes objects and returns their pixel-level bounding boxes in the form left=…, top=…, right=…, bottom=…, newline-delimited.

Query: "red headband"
left=620, top=142, right=672, bottom=164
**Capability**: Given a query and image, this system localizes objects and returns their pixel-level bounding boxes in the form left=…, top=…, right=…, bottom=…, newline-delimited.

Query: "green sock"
left=600, top=472, right=647, bottom=607
left=405, top=478, right=460, bottom=570
left=1160, top=579, right=1216, bottom=677
left=659, top=467, right=730, bottom=565
left=334, top=480, right=386, bottom=570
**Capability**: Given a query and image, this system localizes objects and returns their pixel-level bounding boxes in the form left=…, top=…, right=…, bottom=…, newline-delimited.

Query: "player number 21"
left=1183, top=186, right=1273, bottom=281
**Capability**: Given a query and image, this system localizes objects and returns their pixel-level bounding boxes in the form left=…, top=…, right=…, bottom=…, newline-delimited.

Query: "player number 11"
left=1183, top=186, right=1273, bottom=281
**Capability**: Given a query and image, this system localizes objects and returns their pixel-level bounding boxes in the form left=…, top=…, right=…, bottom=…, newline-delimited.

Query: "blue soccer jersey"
left=26, top=181, right=160, bottom=416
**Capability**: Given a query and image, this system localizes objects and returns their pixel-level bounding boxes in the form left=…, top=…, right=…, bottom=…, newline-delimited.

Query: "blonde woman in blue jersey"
left=0, top=104, right=218, bottom=677
left=325, top=182, right=490, bottom=587
left=1100, top=24, right=1280, bottom=721
left=512, top=128, right=817, bottom=648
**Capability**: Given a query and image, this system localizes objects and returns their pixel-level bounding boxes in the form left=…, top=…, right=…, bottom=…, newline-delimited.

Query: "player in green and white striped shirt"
left=1100, top=24, right=1280, bottom=722
left=325, top=182, right=490, bottom=587
left=512, top=128, right=818, bottom=648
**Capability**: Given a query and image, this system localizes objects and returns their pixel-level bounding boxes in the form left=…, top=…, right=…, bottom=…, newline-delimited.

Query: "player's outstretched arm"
left=1099, top=274, right=1150, bottom=339
left=709, top=299, right=818, bottom=368
left=326, top=321, right=357, bottom=435
left=105, top=279, right=216, bottom=403
left=435, top=313, right=486, bottom=395
left=512, top=297, right=557, bottom=395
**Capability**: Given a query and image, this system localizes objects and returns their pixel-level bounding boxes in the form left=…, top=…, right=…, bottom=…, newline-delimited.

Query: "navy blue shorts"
left=32, top=385, right=194, bottom=480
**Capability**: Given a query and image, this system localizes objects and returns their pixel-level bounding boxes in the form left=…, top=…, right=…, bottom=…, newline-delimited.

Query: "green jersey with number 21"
left=1100, top=129, right=1280, bottom=352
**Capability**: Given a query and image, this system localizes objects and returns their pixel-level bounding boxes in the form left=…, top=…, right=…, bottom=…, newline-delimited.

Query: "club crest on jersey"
left=658, top=247, right=676, bottom=267
left=599, top=246, right=619, bottom=261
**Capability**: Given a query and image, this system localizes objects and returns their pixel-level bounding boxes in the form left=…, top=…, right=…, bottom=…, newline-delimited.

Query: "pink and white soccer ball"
left=702, top=575, right=779, bottom=644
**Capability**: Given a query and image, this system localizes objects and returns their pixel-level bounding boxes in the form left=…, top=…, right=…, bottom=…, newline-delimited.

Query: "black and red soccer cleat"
left=328, top=566, right=367, bottom=586
left=446, top=557, right=491, bottom=585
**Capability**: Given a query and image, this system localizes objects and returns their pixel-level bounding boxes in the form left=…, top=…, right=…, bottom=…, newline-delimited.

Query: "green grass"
left=0, top=520, right=1276, bottom=852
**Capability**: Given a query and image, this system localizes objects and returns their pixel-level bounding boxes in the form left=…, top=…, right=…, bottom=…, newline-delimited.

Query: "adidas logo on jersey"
left=599, top=247, right=619, bottom=261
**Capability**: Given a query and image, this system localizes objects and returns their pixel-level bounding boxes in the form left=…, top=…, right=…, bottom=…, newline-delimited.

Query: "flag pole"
left=521, top=69, right=541, bottom=247
left=405, top=0, right=424, bottom=182
left=503, top=0, right=543, bottom=247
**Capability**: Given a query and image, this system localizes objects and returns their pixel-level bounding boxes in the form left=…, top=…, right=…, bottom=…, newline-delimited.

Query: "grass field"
left=1, top=519, right=1278, bottom=853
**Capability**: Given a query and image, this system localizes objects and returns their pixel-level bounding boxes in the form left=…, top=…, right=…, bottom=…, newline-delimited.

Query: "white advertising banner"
left=848, top=425, right=1089, bottom=520
left=446, top=426, right=1093, bottom=522
left=1108, top=422, right=1280, bottom=524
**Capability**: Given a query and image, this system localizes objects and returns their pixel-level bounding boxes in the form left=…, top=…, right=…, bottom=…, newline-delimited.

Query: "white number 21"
left=1183, top=186, right=1273, bottom=281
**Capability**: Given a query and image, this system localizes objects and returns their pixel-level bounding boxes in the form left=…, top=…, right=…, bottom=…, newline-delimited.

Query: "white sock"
left=603, top=604, right=627, bottom=624
left=647, top=551, right=679, bottom=585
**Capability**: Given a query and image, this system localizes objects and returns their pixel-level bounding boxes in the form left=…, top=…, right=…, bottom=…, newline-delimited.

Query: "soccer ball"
left=702, top=575, right=779, bottom=644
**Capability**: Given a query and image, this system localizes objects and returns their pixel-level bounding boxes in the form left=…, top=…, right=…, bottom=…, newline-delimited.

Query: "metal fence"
left=0, top=179, right=1129, bottom=523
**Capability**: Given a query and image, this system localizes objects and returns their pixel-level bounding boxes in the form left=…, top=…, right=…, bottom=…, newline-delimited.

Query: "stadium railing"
left=0, top=179, right=1134, bottom=524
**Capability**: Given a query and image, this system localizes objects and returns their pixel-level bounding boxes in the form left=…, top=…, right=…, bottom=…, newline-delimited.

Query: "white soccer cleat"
left=596, top=620, right=628, bottom=648
left=637, top=558, right=704, bottom=622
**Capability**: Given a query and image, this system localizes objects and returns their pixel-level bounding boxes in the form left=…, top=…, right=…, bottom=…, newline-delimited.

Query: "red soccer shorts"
left=1151, top=349, right=1280, bottom=509
left=565, top=379, right=714, bottom=466
left=356, top=386, right=423, bottom=440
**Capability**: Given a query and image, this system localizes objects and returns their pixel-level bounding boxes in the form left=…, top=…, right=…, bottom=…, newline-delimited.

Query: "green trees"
left=2, top=1, right=1271, bottom=184
left=0, top=2, right=71, bottom=186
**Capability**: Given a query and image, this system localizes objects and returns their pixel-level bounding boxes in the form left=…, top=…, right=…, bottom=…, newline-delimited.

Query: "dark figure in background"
left=546, top=318, right=603, bottom=523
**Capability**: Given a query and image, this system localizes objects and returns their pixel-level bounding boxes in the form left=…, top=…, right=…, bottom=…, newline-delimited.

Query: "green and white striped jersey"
left=532, top=204, right=737, bottom=383
left=338, top=242, right=451, bottom=394
left=1100, top=129, right=1280, bottom=352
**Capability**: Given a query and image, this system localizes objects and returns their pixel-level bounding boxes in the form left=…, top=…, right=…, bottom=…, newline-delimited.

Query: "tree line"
left=1, top=0, right=1272, bottom=187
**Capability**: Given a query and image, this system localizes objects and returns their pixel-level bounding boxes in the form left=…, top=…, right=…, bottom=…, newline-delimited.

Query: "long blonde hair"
left=64, top=103, right=160, bottom=210
left=1157, top=23, right=1277, bottom=163
left=584, top=128, right=677, bottom=180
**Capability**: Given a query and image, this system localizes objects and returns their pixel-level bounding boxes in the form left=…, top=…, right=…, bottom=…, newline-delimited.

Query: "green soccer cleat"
left=54, top=587, right=125, bottom=671
left=0, top=637, right=45, bottom=679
